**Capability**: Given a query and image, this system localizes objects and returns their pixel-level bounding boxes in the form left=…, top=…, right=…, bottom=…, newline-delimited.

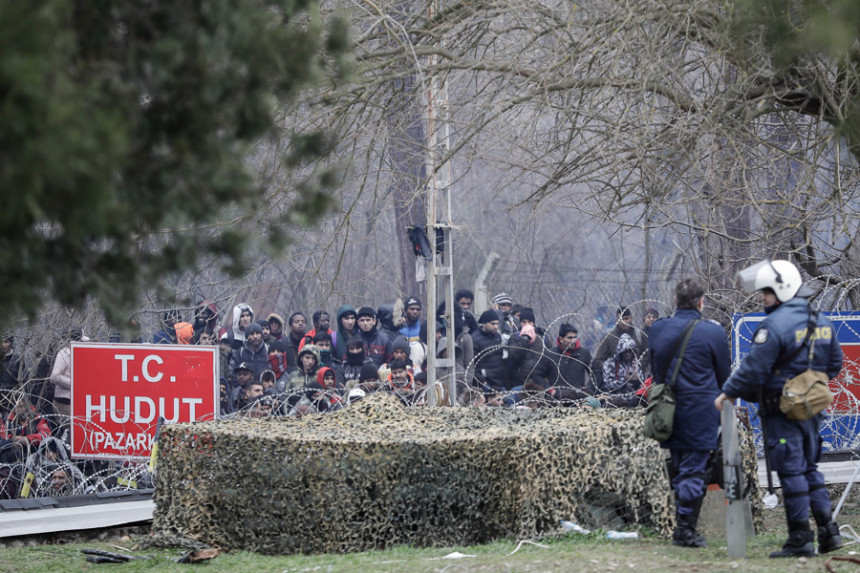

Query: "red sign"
left=71, top=343, right=219, bottom=459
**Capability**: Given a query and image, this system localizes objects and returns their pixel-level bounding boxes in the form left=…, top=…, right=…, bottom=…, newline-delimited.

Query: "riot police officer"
left=715, top=260, right=843, bottom=558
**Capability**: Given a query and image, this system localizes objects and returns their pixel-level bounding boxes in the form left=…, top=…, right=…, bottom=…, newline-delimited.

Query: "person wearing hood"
left=287, top=344, right=321, bottom=392
left=596, top=332, right=644, bottom=407
left=531, top=324, right=594, bottom=397
left=334, top=305, right=358, bottom=360
left=356, top=307, right=393, bottom=367
left=376, top=303, right=400, bottom=340
left=591, top=306, right=644, bottom=389
left=226, top=303, right=254, bottom=351
left=315, top=366, right=344, bottom=396
left=230, top=322, right=269, bottom=380
left=267, top=313, right=286, bottom=341
left=267, top=339, right=293, bottom=393
left=716, top=260, right=844, bottom=558
left=192, top=300, right=220, bottom=344
left=332, top=335, right=373, bottom=386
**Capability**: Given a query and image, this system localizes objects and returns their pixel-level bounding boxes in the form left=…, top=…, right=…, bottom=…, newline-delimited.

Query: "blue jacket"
left=649, top=308, right=731, bottom=451
left=722, top=297, right=843, bottom=401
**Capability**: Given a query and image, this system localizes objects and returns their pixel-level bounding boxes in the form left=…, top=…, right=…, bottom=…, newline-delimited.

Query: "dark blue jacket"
left=649, top=309, right=731, bottom=451
left=722, top=297, right=842, bottom=401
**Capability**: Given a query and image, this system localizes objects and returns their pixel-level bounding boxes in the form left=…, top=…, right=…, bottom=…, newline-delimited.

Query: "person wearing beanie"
left=531, top=323, right=595, bottom=398
left=332, top=335, right=373, bottom=385
left=478, top=309, right=499, bottom=325
left=357, top=362, right=383, bottom=393
left=398, top=297, right=423, bottom=344
left=471, top=308, right=508, bottom=390
left=230, top=321, right=269, bottom=381
left=518, top=307, right=536, bottom=326
left=359, top=363, right=380, bottom=383
left=356, top=306, right=393, bottom=367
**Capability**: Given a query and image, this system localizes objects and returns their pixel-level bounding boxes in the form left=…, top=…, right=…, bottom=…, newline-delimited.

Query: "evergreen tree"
left=0, top=0, right=349, bottom=325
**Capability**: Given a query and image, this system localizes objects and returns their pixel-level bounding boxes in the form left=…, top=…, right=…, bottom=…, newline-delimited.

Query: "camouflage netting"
left=151, top=393, right=762, bottom=554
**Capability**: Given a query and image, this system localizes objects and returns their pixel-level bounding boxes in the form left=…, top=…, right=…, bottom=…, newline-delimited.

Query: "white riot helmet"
left=736, top=259, right=811, bottom=302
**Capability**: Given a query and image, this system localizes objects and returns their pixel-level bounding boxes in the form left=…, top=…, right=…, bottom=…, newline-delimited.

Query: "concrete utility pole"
left=424, top=0, right=455, bottom=405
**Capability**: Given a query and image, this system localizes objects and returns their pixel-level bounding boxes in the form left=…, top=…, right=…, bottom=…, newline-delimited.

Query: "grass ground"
left=1, top=486, right=859, bottom=573
left=0, top=520, right=857, bottom=573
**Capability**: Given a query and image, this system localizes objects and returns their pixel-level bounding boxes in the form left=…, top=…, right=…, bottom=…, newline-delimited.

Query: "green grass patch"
left=0, top=529, right=846, bottom=573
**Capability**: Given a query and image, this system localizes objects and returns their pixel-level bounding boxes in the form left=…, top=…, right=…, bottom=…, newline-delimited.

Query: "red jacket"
left=1, top=407, right=51, bottom=446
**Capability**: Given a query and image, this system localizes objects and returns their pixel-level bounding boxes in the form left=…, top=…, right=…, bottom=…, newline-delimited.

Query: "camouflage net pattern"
left=152, top=392, right=762, bottom=554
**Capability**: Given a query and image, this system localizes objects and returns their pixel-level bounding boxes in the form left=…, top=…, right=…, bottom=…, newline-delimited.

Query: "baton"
left=757, top=387, right=775, bottom=495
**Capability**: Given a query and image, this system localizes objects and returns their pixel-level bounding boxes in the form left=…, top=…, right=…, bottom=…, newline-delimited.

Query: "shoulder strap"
left=774, top=310, right=817, bottom=370
left=668, top=320, right=700, bottom=386
left=658, top=319, right=699, bottom=385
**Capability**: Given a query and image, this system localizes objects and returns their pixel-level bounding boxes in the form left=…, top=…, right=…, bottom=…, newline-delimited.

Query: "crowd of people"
left=0, top=290, right=659, bottom=498
left=0, top=291, right=667, bottom=421
left=174, top=291, right=663, bottom=416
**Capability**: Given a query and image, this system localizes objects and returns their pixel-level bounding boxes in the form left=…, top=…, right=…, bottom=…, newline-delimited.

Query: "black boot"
left=672, top=514, right=706, bottom=548
left=817, top=522, right=843, bottom=554
left=814, top=511, right=843, bottom=555
left=769, top=521, right=815, bottom=558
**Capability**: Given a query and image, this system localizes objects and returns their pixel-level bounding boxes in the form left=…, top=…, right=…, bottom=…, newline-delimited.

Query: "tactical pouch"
left=780, top=369, right=832, bottom=421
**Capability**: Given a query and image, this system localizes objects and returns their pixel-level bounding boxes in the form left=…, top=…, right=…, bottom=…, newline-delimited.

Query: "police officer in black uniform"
left=715, top=260, right=843, bottom=558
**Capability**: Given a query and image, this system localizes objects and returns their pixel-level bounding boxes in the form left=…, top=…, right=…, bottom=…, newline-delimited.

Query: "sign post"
left=70, top=343, right=219, bottom=460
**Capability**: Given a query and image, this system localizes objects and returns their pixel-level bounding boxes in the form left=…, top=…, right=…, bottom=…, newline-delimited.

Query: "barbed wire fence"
left=0, top=273, right=857, bottom=542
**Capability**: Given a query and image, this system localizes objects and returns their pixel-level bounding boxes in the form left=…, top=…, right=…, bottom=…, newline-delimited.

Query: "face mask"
left=347, top=349, right=365, bottom=365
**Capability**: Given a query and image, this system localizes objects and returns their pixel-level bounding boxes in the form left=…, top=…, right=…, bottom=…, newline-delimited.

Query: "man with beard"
left=230, top=322, right=269, bottom=380
left=531, top=324, right=594, bottom=397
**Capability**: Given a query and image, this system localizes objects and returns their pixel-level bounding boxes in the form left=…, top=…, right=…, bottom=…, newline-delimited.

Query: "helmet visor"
left=736, top=260, right=778, bottom=294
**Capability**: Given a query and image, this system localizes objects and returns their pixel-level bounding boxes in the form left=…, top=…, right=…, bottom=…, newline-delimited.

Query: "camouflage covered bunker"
left=152, top=392, right=761, bottom=554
